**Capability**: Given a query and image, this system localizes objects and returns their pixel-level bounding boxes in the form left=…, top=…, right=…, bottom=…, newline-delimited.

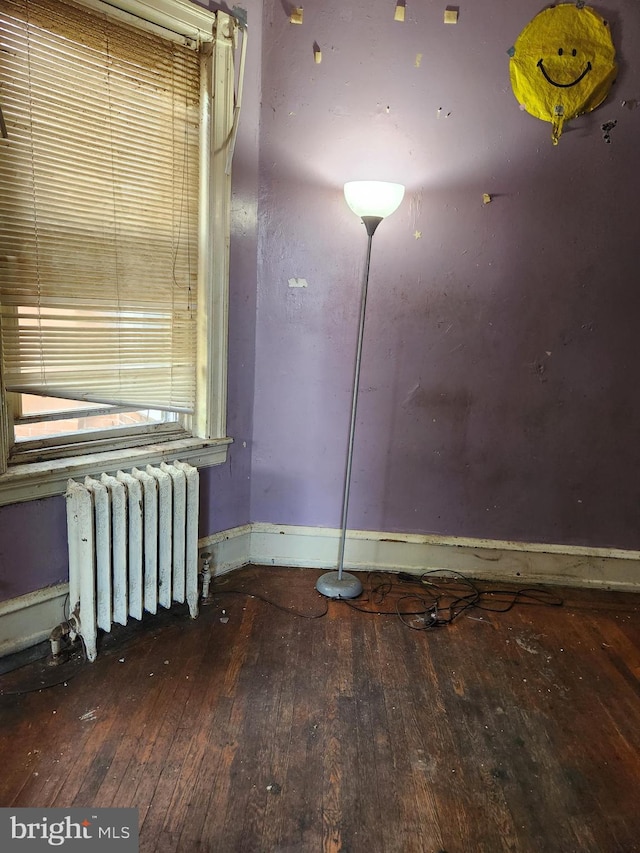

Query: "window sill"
left=0, top=436, right=232, bottom=507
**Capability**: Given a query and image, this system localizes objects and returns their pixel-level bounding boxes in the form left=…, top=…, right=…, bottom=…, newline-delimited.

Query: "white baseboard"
left=3, top=525, right=639, bottom=658
left=200, top=523, right=640, bottom=592
left=0, top=583, right=69, bottom=658
left=199, top=523, right=252, bottom=575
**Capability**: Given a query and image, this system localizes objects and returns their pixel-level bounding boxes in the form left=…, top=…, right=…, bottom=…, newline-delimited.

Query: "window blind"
left=0, top=0, right=201, bottom=413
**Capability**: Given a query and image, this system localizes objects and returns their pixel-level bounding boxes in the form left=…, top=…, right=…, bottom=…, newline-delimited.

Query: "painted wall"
left=2, top=0, right=640, bottom=605
left=252, top=0, right=640, bottom=550
left=0, top=497, right=67, bottom=601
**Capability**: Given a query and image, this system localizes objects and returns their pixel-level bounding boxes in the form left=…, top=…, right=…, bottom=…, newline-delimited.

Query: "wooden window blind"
left=0, top=0, right=201, bottom=413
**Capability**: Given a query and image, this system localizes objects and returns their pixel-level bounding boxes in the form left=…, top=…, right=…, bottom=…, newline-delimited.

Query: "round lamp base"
left=315, top=570, right=363, bottom=599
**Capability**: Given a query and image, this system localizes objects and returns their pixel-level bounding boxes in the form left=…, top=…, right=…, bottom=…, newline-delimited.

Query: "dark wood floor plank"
left=351, top=616, right=412, bottom=853
left=254, top=612, right=317, bottom=853
left=464, top=607, right=596, bottom=853
left=406, top=622, right=519, bottom=853
left=319, top=602, right=370, bottom=853
left=5, top=634, right=159, bottom=809
left=533, top=606, right=640, bottom=853
left=219, top=601, right=288, bottom=852
left=1, top=567, right=640, bottom=853
left=355, top=615, right=442, bottom=853
left=474, top=596, right=619, bottom=853
left=257, top=599, right=329, bottom=852
left=140, top=599, right=258, bottom=851
left=93, top=615, right=214, bottom=811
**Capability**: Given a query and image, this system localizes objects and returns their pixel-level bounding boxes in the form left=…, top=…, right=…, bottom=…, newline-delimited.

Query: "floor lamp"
left=316, top=180, right=406, bottom=599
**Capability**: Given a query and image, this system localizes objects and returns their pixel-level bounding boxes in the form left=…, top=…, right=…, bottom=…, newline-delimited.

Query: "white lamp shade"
left=344, top=181, right=405, bottom=219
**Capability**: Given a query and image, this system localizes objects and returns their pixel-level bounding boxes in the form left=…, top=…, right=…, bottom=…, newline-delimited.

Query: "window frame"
left=0, top=0, right=236, bottom=506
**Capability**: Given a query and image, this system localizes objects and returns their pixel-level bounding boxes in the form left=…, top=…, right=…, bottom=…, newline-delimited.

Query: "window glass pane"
left=14, top=393, right=176, bottom=440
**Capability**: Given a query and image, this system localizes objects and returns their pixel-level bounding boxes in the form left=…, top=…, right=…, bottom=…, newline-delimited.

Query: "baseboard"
left=202, top=523, right=640, bottom=592
left=3, top=525, right=639, bottom=658
left=199, top=523, right=252, bottom=575
left=0, top=583, right=69, bottom=658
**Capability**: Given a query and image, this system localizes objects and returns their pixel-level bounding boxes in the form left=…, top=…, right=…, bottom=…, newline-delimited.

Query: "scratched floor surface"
left=1, top=565, right=639, bottom=853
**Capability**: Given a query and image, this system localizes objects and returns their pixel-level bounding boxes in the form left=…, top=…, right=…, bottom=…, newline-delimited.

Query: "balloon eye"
left=558, top=47, right=564, bottom=55
left=572, top=48, right=577, bottom=56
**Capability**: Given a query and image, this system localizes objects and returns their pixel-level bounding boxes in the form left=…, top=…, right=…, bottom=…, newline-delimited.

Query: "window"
left=0, top=0, right=240, bottom=505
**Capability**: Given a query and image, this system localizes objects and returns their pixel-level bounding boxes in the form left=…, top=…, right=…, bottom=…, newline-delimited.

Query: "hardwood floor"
left=1, top=565, right=639, bottom=852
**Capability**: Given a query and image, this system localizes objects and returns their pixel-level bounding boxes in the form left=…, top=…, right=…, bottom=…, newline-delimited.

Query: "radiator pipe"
left=48, top=620, right=74, bottom=665
left=200, top=552, right=212, bottom=603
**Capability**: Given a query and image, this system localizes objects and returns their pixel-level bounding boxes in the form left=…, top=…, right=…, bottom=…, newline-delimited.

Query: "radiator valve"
left=48, top=620, right=75, bottom=666
left=200, top=551, right=212, bottom=603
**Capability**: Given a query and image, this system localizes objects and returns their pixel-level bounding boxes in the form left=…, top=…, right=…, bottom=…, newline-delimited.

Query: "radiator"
left=65, top=460, right=199, bottom=662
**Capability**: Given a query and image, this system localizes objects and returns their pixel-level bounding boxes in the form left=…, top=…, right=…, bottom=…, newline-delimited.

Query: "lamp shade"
left=343, top=181, right=405, bottom=219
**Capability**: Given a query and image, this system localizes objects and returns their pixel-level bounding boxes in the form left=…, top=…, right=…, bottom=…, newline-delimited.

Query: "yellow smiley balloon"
left=509, top=3, right=617, bottom=144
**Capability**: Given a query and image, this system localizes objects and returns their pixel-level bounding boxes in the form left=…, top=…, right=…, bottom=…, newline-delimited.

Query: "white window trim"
left=0, top=0, right=238, bottom=506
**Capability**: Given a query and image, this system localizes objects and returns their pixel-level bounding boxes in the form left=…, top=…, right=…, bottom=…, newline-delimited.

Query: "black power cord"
left=337, top=569, right=563, bottom=630
left=208, top=579, right=329, bottom=619
left=1, top=572, right=562, bottom=695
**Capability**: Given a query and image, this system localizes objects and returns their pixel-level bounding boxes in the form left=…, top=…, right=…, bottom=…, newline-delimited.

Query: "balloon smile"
left=537, top=58, right=593, bottom=88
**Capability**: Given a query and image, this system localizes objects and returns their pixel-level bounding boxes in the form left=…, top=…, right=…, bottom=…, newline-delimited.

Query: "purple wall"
left=252, top=0, right=640, bottom=549
left=3, top=0, right=640, bottom=603
left=0, top=497, right=68, bottom=600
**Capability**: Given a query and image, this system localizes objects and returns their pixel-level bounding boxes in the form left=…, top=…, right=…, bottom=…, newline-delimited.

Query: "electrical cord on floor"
left=337, top=569, right=563, bottom=630
left=208, top=582, right=329, bottom=619
left=0, top=646, right=87, bottom=696
left=209, top=569, right=562, bottom=631
left=1, top=572, right=563, bottom=696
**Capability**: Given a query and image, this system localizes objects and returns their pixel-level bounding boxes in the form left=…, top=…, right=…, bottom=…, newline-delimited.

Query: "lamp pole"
left=335, top=218, right=382, bottom=581
left=316, top=184, right=404, bottom=600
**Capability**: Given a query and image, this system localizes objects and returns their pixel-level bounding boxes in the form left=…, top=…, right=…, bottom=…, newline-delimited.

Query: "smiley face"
left=536, top=50, right=592, bottom=88
left=509, top=4, right=617, bottom=144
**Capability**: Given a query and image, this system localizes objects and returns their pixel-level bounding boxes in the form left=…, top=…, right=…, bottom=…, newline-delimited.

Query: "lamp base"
left=315, top=570, right=363, bottom=599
